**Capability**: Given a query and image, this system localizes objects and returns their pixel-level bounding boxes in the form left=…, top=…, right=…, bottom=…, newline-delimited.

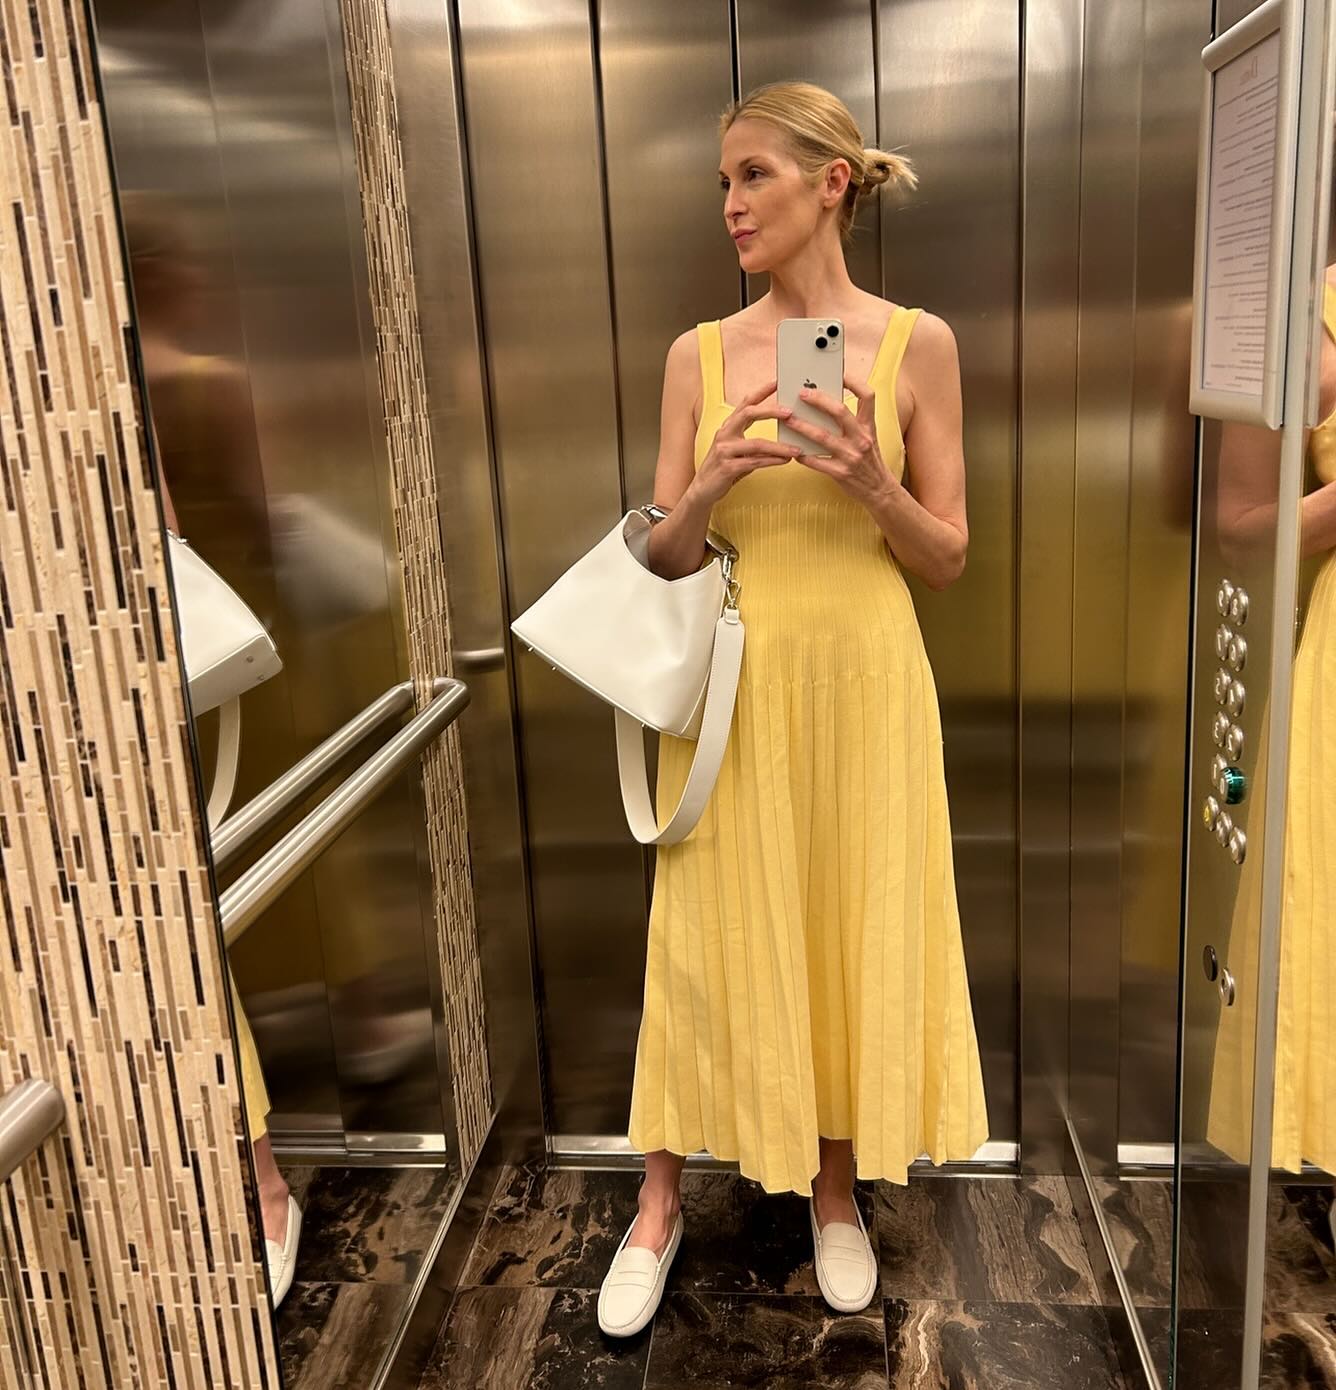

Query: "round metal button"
left=1215, top=625, right=1233, bottom=660
left=1215, top=810, right=1233, bottom=845
left=1203, top=795, right=1221, bottom=830
left=1226, top=724, right=1245, bottom=760
left=1228, top=636, right=1247, bottom=671
left=1229, top=827, right=1247, bottom=864
left=1219, top=968, right=1236, bottom=1006
left=1213, top=712, right=1230, bottom=747
left=1217, top=579, right=1236, bottom=615
left=1225, top=681, right=1246, bottom=716
left=1211, top=754, right=1228, bottom=782
left=1229, top=588, right=1249, bottom=625
left=1214, top=669, right=1232, bottom=704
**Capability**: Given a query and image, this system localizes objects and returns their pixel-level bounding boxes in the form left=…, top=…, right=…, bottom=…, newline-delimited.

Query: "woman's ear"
left=823, top=158, right=851, bottom=209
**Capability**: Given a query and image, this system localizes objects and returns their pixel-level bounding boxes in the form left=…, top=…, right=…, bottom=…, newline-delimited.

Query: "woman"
left=597, top=81, right=989, bottom=1338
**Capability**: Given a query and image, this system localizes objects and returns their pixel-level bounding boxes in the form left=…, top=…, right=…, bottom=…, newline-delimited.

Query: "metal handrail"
left=210, top=680, right=433, bottom=872
left=219, top=679, right=469, bottom=946
left=0, top=1079, right=65, bottom=1184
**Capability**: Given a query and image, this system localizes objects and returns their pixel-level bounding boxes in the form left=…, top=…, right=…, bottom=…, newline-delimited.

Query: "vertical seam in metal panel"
left=447, top=0, right=557, bottom=1146
left=1014, top=0, right=1028, bottom=1168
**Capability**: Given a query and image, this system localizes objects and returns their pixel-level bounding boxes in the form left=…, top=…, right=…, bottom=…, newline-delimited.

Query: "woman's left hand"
left=784, top=374, right=895, bottom=508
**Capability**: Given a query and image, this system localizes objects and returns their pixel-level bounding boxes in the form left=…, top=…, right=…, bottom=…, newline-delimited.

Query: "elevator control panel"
left=1202, top=578, right=1251, bottom=866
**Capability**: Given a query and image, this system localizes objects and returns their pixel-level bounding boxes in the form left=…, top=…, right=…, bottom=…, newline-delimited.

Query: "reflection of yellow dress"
left=627, top=308, right=989, bottom=1195
left=1207, top=285, right=1336, bottom=1171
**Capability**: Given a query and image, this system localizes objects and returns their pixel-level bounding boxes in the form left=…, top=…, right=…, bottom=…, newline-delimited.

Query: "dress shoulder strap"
left=697, top=320, right=725, bottom=412
left=878, top=306, right=924, bottom=394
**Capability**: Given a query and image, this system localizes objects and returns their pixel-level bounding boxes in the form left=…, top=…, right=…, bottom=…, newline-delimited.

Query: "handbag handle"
left=613, top=606, right=743, bottom=845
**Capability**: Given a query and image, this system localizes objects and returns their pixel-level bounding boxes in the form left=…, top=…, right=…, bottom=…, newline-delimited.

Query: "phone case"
left=776, top=318, right=846, bottom=452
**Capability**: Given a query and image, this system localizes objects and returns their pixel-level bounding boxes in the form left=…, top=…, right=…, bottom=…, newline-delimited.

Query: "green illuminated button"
left=1220, top=767, right=1246, bottom=804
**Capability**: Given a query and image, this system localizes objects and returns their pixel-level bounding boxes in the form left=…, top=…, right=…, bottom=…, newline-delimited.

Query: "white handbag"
left=510, top=503, right=743, bottom=846
left=166, top=531, right=282, bottom=827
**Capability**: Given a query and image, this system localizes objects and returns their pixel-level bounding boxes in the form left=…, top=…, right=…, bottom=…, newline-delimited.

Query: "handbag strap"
left=613, top=607, right=743, bottom=845
left=206, top=697, right=242, bottom=830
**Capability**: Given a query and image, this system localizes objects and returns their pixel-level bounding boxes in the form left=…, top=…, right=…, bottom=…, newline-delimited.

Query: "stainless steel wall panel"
left=1019, top=0, right=1083, bottom=1172
left=383, top=0, right=544, bottom=1160
left=600, top=0, right=739, bottom=511
left=93, top=0, right=344, bottom=1135
left=735, top=0, right=881, bottom=301
left=456, top=0, right=646, bottom=1135
left=1067, top=0, right=1143, bottom=1177
left=880, top=0, right=1021, bottom=1145
left=96, top=0, right=452, bottom=1146
left=1118, top=0, right=1201, bottom=1157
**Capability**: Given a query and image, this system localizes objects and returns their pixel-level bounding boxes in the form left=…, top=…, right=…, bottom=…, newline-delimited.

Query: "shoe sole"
left=809, top=1201, right=876, bottom=1314
left=597, top=1214, right=682, bottom=1338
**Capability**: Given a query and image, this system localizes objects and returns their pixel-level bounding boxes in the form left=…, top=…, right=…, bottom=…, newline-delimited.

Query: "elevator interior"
left=70, top=0, right=1336, bottom=1386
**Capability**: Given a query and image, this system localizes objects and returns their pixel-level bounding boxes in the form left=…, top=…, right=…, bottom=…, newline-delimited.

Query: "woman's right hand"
left=690, top=379, right=801, bottom=508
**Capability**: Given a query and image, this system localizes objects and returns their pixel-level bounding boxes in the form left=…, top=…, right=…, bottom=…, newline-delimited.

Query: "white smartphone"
left=776, top=317, right=845, bottom=453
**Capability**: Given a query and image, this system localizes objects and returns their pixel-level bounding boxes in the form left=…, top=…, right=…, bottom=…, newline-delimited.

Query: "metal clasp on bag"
left=639, top=502, right=740, bottom=613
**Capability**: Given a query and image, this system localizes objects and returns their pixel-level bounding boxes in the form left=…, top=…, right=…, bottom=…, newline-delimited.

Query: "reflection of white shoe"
left=810, top=1197, right=877, bottom=1313
left=265, top=1196, right=302, bottom=1307
left=597, top=1211, right=682, bottom=1338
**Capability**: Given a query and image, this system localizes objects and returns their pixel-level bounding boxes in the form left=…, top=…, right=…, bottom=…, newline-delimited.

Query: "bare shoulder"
left=904, top=309, right=959, bottom=364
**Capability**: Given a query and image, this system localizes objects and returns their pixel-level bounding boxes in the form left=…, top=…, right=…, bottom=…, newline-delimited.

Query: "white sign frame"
left=1190, top=0, right=1303, bottom=427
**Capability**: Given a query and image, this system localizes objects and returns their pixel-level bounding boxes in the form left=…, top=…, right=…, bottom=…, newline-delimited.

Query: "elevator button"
left=1214, top=669, right=1233, bottom=704
left=1226, top=724, right=1245, bottom=760
left=1203, top=944, right=1219, bottom=982
left=1211, top=754, right=1228, bottom=783
left=1217, top=579, right=1236, bottom=615
left=1218, top=766, right=1246, bottom=804
left=1229, top=588, right=1250, bottom=625
left=1229, top=827, right=1247, bottom=864
left=1203, top=795, right=1221, bottom=830
left=1215, top=810, right=1233, bottom=845
left=1219, top=968, right=1236, bottom=1006
left=1213, top=712, right=1230, bottom=746
left=1225, top=681, right=1246, bottom=716
left=1215, top=625, right=1233, bottom=660
left=1228, top=636, right=1247, bottom=671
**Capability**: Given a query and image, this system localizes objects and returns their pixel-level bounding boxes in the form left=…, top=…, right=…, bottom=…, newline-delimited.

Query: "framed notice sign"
left=1190, top=0, right=1303, bottom=427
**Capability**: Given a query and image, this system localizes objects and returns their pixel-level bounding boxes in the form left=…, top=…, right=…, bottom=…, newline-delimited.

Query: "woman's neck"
left=761, top=235, right=862, bottom=321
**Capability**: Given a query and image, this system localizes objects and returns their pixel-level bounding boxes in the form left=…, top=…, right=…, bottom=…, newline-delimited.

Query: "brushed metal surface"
left=383, top=0, right=545, bottom=1166
left=1067, top=0, right=1144, bottom=1184
left=879, top=0, right=1021, bottom=1149
left=1019, top=0, right=1082, bottom=1174
left=455, top=0, right=647, bottom=1135
left=95, top=0, right=453, bottom=1145
left=736, top=0, right=881, bottom=301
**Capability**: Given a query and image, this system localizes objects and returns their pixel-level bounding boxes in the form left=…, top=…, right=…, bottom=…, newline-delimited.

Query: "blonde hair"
left=718, top=80, right=916, bottom=242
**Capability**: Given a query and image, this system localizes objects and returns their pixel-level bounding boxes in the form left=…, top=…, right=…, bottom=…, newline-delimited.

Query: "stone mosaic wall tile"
left=0, top=0, right=280, bottom=1384
left=337, top=0, right=494, bottom=1165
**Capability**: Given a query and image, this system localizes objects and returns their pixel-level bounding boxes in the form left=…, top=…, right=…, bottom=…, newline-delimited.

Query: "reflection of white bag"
left=510, top=504, right=743, bottom=846
left=167, top=532, right=282, bottom=826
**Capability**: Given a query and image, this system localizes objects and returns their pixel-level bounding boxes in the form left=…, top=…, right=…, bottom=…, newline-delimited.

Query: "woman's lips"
left=732, top=229, right=756, bottom=244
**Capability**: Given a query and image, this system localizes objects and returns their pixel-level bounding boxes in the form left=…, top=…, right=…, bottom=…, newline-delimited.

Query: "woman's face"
left=719, top=118, right=841, bottom=271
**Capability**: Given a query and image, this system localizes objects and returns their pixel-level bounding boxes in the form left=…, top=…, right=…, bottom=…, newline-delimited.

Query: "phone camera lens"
left=827, top=324, right=840, bottom=337
left=815, top=336, right=828, bottom=349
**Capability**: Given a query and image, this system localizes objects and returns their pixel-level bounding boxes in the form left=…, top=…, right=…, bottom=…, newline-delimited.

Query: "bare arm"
left=867, top=313, right=968, bottom=590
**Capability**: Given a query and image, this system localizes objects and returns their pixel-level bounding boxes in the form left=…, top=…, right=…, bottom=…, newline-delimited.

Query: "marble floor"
left=417, top=1163, right=1133, bottom=1389
left=274, top=1163, right=457, bottom=1389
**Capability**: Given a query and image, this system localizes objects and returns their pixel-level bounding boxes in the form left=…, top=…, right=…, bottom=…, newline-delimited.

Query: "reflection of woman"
left=1207, top=267, right=1336, bottom=1178
left=597, top=82, right=988, bottom=1338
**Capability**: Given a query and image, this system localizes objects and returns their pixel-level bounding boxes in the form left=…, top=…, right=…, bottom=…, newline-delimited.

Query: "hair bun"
left=859, top=146, right=918, bottom=199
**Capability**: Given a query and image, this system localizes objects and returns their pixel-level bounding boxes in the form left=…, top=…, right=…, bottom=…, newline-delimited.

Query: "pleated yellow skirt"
left=627, top=309, right=990, bottom=1194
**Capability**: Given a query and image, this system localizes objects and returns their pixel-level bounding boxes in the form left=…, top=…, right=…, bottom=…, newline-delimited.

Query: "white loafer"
left=597, top=1210, right=683, bottom=1338
left=809, top=1196, right=877, bottom=1313
left=265, top=1195, right=302, bottom=1307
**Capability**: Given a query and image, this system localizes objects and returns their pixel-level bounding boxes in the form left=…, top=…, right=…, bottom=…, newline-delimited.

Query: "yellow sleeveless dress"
left=627, top=307, right=990, bottom=1194
left=1206, top=282, right=1336, bottom=1170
